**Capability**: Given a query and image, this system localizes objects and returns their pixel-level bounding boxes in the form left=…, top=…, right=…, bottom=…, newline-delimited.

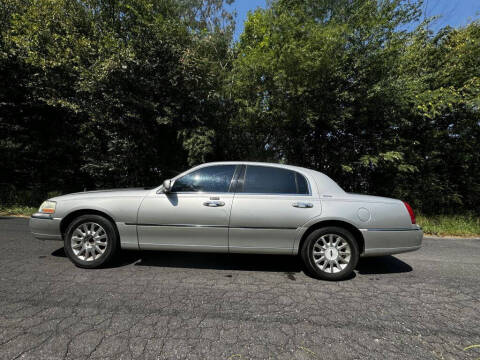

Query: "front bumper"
left=29, top=213, right=62, bottom=241
left=360, top=226, right=423, bottom=257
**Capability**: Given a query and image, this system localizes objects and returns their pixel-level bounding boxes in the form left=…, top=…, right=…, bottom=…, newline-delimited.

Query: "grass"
left=0, top=204, right=479, bottom=237
left=0, top=205, right=37, bottom=217
left=417, top=214, right=480, bottom=237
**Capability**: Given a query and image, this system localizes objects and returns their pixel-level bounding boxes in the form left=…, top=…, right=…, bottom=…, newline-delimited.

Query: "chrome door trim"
left=127, top=223, right=228, bottom=228
left=229, top=226, right=298, bottom=230
left=234, top=193, right=313, bottom=196
left=360, top=228, right=422, bottom=232
left=169, top=191, right=232, bottom=194
left=129, top=223, right=298, bottom=230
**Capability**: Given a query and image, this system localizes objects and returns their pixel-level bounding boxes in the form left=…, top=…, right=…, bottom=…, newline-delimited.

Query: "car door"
left=229, top=165, right=319, bottom=254
left=137, top=164, right=238, bottom=252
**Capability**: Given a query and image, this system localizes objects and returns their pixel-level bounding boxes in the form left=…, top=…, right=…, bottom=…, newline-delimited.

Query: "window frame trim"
left=236, top=165, right=312, bottom=196
left=169, top=164, right=240, bottom=194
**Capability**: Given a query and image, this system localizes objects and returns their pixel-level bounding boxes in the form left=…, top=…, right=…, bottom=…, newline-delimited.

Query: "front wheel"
left=64, top=214, right=118, bottom=268
left=301, top=226, right=359, bottom=281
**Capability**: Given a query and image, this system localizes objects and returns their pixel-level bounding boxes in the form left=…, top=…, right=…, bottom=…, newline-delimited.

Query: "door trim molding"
left=127, top=223, right=228, bottom=228
left=128, top=223, right=297, bottom=230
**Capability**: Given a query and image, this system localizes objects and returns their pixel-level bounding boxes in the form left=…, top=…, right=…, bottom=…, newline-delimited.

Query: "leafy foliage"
left=0, top=0, right=479, bottom=214
left=227, top=0, right=480, bottom=214
left=1, top=0, right=235, bottom=201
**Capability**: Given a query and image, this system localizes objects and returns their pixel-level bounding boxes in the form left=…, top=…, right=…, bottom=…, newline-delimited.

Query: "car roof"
left=188, top=161, right=346, bottom=195
left=196, top=161, right=309, bottom=172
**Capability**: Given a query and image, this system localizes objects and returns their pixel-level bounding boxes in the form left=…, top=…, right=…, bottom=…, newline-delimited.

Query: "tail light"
left=403, top=201, right=416, bottom=224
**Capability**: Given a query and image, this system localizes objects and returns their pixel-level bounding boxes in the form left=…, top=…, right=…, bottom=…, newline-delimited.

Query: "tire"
left=301, top=226, right=359, bottom=281
left=64, top=214, right=119, bottom=268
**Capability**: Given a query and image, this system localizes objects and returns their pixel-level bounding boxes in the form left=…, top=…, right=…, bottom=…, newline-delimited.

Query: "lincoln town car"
left=29, top=162, right=423, bottom=280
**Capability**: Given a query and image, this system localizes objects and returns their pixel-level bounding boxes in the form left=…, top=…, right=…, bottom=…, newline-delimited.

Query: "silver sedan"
left=29, top=162, right=422, bottom=280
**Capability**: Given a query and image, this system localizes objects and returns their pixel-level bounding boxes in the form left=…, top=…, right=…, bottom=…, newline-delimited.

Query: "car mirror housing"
left=162, top=179, right=172, bottom=193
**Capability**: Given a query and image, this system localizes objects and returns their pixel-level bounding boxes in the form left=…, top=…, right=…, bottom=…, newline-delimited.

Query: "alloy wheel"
left=70, top=222, right=109, bottom=261
left=312, top=234, right=351, bottom=273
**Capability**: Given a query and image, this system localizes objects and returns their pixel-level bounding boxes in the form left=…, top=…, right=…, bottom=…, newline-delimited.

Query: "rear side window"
left=171, top=165, right=236, bottom=192
left=241, top=166, right=309, bottom=194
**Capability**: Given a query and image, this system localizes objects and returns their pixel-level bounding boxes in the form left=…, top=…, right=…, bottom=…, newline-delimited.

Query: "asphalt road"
left=0, top=217, right=479, bottom=360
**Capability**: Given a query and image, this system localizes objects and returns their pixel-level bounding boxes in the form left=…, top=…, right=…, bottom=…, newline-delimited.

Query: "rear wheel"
left=301, top=226, right=359, bottom=280
left=64, top=214, right=118, bottom=268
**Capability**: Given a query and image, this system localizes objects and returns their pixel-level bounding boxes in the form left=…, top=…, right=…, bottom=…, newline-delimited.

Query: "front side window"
left=171, top=165, right=236, bottom=193
left=242, top=166, right=309, bottom=194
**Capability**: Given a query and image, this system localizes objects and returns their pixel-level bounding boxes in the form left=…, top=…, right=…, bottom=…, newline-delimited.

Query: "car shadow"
left=133, top=250, right=304, bottom=273
left=357, top=255, right=412, bottom=274
left=53, top=247, right=307, bottom=271
left=52, top=247, right=412, bottom=278
left=51, top=247, right=67, bottom=257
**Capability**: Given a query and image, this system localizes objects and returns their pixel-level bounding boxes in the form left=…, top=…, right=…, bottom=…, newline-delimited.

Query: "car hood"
left=49, top=188, right=152, bottom=202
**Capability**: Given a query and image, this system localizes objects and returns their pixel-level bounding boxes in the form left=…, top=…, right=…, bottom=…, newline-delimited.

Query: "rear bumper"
left=360, top=226, right=423, bottom=257
left=29, top=213, right=62, bottom=241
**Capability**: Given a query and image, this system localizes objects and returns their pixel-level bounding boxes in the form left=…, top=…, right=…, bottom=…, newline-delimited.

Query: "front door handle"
left=292, top=202, right=313, bottom=208
left=203, top=201, right=225, bottom=207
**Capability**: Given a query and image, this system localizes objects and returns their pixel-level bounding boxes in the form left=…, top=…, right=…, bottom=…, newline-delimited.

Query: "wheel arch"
left=297, top=220, right=365, bottom=255
left=60, top=209, right=119, bottom=241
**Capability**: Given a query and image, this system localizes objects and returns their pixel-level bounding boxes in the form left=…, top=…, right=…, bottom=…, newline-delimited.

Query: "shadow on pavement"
left=51, top=247, right=66, bottom=257
left=52, top=247, right=303, bottom=272
left=134, top=251, right=304, bottom=273
left=51, top=248, right=412, bottom=277
left=357, top=255, right=412, bottom=274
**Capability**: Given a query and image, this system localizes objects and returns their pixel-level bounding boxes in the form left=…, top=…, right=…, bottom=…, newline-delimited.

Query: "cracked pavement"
left=1, top=217, right=479, bottom=360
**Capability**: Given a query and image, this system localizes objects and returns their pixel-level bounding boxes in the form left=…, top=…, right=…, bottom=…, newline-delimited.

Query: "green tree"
left=1, top=0, right=479, bottom=215
left=228, top=0, right=479, bottom=214
left=1, top=0, right=235, bottom=200
left=396, top=21, right=480, bottom=212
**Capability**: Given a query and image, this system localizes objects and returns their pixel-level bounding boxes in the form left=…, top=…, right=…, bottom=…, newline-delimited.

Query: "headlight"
left=39, top=200, right=56, bottom=214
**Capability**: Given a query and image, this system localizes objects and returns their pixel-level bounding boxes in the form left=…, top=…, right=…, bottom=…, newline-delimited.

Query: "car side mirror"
left=162, top=179, right=173, bottom=193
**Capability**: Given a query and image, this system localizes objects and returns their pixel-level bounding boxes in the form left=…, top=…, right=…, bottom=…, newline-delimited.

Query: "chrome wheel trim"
left=312, top=234, right=351, bottom=274
left=70, top=222, right=108, bottom=262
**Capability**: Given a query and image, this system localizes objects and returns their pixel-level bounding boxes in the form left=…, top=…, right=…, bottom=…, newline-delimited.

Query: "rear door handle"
left=203, top=201, right=225, bottom=207
left=292, top=202, right=313, bottom=208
